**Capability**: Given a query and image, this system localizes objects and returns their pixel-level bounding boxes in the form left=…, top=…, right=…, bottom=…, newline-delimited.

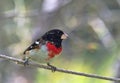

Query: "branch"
left=0, top=54, right=120, bottom=82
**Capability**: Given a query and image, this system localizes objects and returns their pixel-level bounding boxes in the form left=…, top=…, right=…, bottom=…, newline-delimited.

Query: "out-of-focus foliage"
left=0, top=0, right=120, bottom=83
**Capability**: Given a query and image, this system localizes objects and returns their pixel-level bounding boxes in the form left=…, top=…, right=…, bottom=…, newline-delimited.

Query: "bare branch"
left=0, top=54, right=120, bottom=82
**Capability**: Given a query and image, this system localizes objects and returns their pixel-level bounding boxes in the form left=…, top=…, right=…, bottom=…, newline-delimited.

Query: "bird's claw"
left=23, top=57, right=29, bottom=66
left=47, top=63, right=56, bottom=72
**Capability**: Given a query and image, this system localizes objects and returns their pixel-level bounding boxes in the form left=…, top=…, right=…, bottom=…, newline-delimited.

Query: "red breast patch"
left=46, top=42, right=62, bottom=59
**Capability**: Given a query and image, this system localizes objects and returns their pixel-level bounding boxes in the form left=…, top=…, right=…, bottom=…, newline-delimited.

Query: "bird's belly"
left=29, top=45, right=49, bottom=63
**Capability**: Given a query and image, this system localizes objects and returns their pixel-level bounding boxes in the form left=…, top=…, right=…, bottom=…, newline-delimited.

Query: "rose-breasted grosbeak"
left=23, top=29, right=68, bottom=71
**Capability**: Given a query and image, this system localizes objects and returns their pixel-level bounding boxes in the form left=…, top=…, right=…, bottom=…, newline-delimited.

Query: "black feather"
left=23, top=29, right=64, bottom=54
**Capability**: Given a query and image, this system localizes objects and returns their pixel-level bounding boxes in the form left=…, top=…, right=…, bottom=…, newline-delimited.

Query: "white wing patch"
left=35, top=41, right=39, bottom=44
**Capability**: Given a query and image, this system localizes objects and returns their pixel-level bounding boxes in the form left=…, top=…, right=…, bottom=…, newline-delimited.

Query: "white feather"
left=29, top=45, right=49, bottom=63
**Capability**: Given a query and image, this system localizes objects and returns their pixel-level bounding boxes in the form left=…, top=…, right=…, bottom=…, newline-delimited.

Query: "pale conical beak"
left=61, top=33, right=68, bottom=39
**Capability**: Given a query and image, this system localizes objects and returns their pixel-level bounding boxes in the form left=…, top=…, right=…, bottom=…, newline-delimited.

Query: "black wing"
left=23, top=38, right=46, bottom=54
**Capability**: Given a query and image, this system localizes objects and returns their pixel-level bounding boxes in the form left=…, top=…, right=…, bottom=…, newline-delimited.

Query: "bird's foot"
left=23, top=57, right=30, bottom=66
left=47, top=63, right=56, bottom=72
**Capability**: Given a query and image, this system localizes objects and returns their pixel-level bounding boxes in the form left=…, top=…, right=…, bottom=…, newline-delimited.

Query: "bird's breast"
left=46, top=42, right=62, bottom=59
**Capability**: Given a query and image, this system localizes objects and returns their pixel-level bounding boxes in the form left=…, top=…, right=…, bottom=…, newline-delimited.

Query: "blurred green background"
left=0, top=0, right=120, bottom=83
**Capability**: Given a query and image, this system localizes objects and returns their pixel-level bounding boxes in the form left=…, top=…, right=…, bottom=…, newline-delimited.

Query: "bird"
left=23, top=29, right=68, bottom=71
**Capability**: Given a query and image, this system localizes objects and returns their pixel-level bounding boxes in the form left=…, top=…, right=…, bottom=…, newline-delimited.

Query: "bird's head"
left=42, top=29, right=68, bottom=48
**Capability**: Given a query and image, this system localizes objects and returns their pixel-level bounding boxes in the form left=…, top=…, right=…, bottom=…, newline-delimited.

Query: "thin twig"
left=0, top=54, right=120, bottom=82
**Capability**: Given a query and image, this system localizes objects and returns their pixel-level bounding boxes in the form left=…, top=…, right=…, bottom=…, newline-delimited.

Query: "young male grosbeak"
left=23, top=29, right=68, bottom=71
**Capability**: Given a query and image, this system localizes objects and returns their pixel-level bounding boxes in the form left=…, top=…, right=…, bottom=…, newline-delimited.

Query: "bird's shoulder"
left=23, top=38, right=46, bottom=54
